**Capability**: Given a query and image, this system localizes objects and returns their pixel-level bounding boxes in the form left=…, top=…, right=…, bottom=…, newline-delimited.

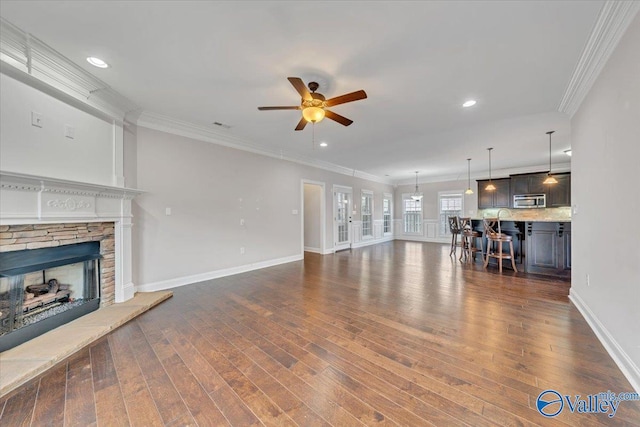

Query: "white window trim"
left=438, top=190, right=464, bottom=238
left=361, top=190, right=374, bottom=240
left=402, top=192, right=423, bottom=235
left=383, top=192, right=392, bottom=236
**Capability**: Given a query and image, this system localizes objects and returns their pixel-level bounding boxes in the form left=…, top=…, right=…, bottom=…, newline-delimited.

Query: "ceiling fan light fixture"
left=302, top=106, right=325, bottom=123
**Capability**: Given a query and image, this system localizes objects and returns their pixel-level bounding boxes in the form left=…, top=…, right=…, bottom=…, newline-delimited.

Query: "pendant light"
left=485, top=148, right=496, bottom=191
left=465, top=158, right=474, bottom=195
left=543, top=131, right=558, bottom=184
left=411, top=171, right=423, bottom=201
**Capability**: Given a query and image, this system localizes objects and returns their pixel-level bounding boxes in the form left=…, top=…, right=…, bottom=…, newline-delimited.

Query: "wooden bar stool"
left=483, top=217, right=517, bottom=272
left=459, top=217, right=483, bottom=264
left=448, top=216, right=462, bottom=257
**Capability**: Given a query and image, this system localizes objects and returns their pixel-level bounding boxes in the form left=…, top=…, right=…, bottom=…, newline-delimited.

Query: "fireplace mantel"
left=1, top=171, right=144, bottom=303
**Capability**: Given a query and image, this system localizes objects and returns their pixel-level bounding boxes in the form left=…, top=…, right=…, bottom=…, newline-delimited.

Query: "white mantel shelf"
left=0, top=170, right=144, bottom=200
left=0, top=170, right=143, bottom=303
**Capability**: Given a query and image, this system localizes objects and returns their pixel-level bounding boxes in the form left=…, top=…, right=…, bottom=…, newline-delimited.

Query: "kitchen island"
left=470, top=218, right=571, bottom=278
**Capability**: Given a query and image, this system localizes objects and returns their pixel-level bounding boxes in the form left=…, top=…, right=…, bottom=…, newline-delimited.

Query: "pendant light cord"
left=488, top=148, right=493, bottom=182
left=548, top=132, right=552, bottom=173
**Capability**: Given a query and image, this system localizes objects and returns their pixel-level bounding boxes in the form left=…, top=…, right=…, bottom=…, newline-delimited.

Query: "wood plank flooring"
left=1, top=241, right=639, bottom=426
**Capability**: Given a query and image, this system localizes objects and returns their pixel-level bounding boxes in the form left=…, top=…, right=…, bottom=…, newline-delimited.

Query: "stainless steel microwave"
left=513, top=194, right=546, bottom=209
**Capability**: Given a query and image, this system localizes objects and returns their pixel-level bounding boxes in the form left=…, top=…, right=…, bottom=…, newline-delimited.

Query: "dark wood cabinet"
left=477, top=172, right=571, bottom=210
left=547, top=173, right=571, bottom=207
left=510, top=173, right=548, bottom=196
left=525, top=221, right=571, bottom=277
left=477, top=178, right=510, bottom=209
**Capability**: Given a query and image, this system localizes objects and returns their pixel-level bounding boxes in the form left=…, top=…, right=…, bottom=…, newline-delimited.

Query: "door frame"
left=300, top=179, right=326, bottom=256
left=333, top=185, right=353, bottom=252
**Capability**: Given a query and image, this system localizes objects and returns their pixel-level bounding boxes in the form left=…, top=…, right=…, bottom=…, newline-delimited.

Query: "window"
left=361, top=191, right=373, bottom=238
left=383, top=193, right=392, bottom=235
left=403, top=194, right=422, bottom=234
left=439, top=192, right=463, bottom=237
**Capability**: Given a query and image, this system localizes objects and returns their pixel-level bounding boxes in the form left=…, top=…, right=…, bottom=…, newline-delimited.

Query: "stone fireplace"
left=0, top=171, right=142, bottom=349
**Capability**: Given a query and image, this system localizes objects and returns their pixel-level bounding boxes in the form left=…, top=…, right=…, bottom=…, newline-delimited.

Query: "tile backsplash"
left=476, top=207, right=571, bottom=221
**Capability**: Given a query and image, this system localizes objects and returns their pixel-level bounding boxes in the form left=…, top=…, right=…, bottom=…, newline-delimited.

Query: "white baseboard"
left=569, top=289, right=640, bottom=393
left=395, top=236, right=450, bottom=244
left=115, top=281, right=136, bottom=303
left=136, top=254, right=304, bottom=292
left=304, top=246, right=322, bottom=254
left=350, top=235, right=394, bottom=249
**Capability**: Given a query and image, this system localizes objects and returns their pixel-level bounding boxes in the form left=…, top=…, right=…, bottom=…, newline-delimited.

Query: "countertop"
left=471, top=217, right=571, bottom=223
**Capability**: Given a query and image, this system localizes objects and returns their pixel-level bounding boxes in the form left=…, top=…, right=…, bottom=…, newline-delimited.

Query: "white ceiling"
left=0, top=1, right=604, bottom=183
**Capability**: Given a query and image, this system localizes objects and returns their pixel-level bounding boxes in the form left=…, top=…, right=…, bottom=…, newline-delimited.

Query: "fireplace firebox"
left=0, top=242, right=101, bottom=352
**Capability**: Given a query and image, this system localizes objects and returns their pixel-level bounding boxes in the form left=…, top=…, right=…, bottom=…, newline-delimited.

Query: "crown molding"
left=0, top=17, right=139, bottom=120
left=135, top=111, right=393, bottom=185
left=558, top=1, right=640, bottom=117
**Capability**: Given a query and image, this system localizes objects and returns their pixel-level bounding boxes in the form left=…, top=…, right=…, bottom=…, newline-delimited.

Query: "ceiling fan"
left=258, top=77, right=367, bottom=131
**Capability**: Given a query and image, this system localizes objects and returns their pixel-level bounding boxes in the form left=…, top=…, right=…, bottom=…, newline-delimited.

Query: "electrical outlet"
left=240, top=247, right=245, bottom=255
left=240, top=218, right=245, bottom=226
left=586, top=274, right=590, bottom=287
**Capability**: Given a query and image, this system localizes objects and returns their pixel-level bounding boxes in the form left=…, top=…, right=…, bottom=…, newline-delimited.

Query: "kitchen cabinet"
left=510, top=173, right=548, bottom=196
left=477, top=178, right=510, bottom=209
left=525, top=221, right=571, bottom=277
left=547, top=173, right=571, bottom=207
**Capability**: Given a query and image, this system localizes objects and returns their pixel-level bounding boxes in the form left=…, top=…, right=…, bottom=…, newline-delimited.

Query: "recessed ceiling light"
left=319, top=142, right=328, bottom=147
left=564, top=149, right=572, bottom=156
left=86, top=57, right=109, bottom=68
left=462, top=100, right=477, bottom=108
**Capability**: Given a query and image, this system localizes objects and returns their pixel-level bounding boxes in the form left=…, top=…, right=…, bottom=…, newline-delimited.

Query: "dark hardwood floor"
left=1, top=241, right=639, bottom=426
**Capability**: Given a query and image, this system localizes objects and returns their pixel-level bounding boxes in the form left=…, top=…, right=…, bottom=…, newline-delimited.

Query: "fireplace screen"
left=0, top=242, right=101, bottom=352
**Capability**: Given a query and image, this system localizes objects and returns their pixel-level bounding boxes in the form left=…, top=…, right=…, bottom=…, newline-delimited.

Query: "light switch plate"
left=31, top=112, right=43, bottom=128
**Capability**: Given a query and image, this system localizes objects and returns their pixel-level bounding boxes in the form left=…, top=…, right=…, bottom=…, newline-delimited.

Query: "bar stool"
left=448, top=216, right=462, bottom=257
left=483, top=217, right=518, bottom=273
left=459, top=217, right=483, bottom=264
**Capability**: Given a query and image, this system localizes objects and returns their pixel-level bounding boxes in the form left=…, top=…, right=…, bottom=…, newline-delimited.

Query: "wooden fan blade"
left=258, top=106, right=300, bottom=110
left=288, top=77, right=312, bottom=101
left=325, top=90, right=367, bottom=107
left=295, top=117, right=308, bottom=131
left=325, top=110, right=353, bottom=127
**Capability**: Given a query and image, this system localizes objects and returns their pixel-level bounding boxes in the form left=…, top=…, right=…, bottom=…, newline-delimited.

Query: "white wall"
left=0, top=73, right=117, bottom=186
left=570, top=13, right=640, bottom=391
left=127, top=125, right=394, bottom=289
left=303, top=183, right=322, bottom=252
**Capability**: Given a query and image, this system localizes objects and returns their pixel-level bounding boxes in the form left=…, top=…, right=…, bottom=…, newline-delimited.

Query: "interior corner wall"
left=0, top=73, right=117, bottom=186
left=130, top=126, right=393, bottom=289
left=570, top=13, right=640, bottom=391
